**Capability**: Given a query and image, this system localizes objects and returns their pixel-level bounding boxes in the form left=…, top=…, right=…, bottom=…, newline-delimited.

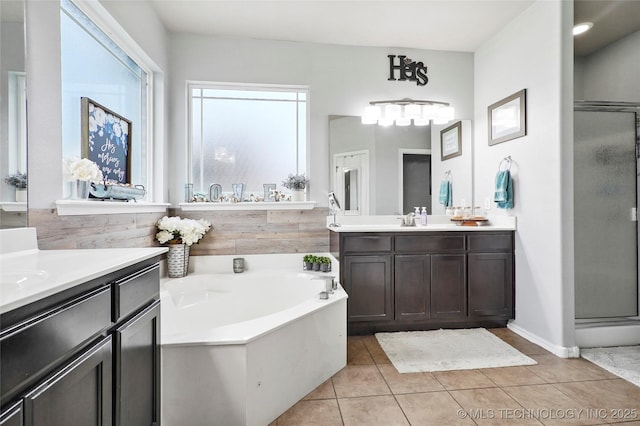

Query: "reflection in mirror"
left=330, top=116, right=473, bottom=216
left=1, top=0, right=28, bottom=228
left=344, top=168, right=358, bottom=212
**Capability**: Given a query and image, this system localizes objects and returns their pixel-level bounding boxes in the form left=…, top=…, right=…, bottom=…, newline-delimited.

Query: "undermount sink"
left=1, top=269, right=49, bottom=287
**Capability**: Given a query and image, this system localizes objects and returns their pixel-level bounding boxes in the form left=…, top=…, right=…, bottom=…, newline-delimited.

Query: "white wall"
left=168, top=35, right=474, bottom=206
left=576, top=30, right=640, bottom=102
left=474, top=0, right=576, bottom=356
left=24, top=0, right=169, bottom=208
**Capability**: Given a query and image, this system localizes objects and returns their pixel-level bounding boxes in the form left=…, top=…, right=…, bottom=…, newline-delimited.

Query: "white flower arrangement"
left=155, top=216, right=212, bottom=246
left=62, top=157, right=104, bottom=182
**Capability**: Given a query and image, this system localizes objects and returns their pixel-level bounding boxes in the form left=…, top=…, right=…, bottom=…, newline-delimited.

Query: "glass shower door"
left=574, top=110, right=638, bottom=319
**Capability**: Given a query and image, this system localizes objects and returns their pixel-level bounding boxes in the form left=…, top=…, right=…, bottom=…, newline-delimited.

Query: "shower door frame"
left=574, top=100, right=640, bottom=321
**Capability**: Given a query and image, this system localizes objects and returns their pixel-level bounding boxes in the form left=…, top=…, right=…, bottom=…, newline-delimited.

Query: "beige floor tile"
left=332, top=365, right=391, bottom=398
left=275, top=399, right=343, bottom=426
left=304, top=379, right=336, bottom=400
left=528, top=355, right=611, bottom=383
left=553, top=380, right=640, bottom=413
left=503, top=384, right=601, bottom=426
left=488, top=329, right=549, bottom=356
left=449, top=387, right=543, bottom=425
left=377, top=364, right=444, bottom=394
left=434, top=369, right=497, bottom=390
left=396, top=391, right=476, bottom=426
left=481, top=366, right=547, bottom=387
left=347, top=339, right=375, bottom=365
left=361, top=335, right=392, bottom=364
left=339, top=395, right=409, bottom=426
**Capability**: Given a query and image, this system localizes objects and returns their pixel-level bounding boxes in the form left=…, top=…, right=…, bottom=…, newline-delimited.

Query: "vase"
left=167, top=243, right=190, bottom=278
left=291, top=188, right=305, bottom=202
left=66, top=180, right=90, bottom=200
left=15, top=189, right=27, bottom=202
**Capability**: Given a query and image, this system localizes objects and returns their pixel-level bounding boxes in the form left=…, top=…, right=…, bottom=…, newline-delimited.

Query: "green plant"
left=282, top=173, right=309, bottom=190
left=303, top=254, right=315, bottom=263
left=4, top=171, right=27, bottom=189
left=318, top=256, right=331, bottom=264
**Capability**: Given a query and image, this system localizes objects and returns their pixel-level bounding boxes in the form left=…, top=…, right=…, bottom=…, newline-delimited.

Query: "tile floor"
left=270, top=328, right=640, bottom=425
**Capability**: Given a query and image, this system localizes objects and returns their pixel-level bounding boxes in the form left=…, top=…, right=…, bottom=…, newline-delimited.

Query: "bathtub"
left=160, top=254, right=347, bottom=426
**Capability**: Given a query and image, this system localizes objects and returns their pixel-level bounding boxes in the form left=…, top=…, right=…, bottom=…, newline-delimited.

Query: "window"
left=60, top=0, right=151, bottom=196
left=189, top=83, right=308, bottom=196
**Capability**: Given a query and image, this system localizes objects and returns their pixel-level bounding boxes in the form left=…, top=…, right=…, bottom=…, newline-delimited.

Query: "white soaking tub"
left=160, top=254, right=347, bottom=426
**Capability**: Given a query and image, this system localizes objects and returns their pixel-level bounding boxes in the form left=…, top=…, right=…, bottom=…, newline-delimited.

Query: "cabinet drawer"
left=395, top=235, right=465, bottom=253
left=343, top=236, right=392, bottom=253
left=467, top=233, right=513, bottom=252
left=0, top=286, right=111, bottom=406
left=113, top=263, right=160, bottom=322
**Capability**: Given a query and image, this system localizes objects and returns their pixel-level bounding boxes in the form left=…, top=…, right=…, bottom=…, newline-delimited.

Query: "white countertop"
left=326, top=215, right=517, bottom=233
left=0, top=247, right=168, bottom=314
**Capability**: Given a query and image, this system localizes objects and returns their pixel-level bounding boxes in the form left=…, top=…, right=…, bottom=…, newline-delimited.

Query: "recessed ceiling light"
left=573, top=22, right=593, bottom=36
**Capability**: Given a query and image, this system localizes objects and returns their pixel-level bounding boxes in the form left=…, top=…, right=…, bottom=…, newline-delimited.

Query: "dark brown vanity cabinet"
left=0, top=258, right=162, bottom=426
left=337, top=232, right=514, bottom=334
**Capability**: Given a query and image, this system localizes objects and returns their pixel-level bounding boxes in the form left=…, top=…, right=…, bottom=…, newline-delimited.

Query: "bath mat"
left=375, top=328, right=537, bottom=373
left=581, top=346, right=640, bottom=388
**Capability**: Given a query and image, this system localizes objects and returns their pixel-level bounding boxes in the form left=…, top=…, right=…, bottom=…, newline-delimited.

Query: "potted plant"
left=318, top=256, right=332, bottom=272
left=4, top=171, right=27, bottom=202
left=155, top=215, right=212, bottom=277
left=62, top=158, right=104, bottom=199
left=282, top=173, right=309, bottom=202
left=303, top=254, right=315, bottom=271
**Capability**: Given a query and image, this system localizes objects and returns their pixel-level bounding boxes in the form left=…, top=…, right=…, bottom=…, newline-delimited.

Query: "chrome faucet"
left=401, top=212, right=416, bottom=227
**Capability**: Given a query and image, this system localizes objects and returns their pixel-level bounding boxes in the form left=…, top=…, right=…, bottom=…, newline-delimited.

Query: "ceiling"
left=149, top=0, right=536, bottom=53
left=574, top=0, right=640, bottom=56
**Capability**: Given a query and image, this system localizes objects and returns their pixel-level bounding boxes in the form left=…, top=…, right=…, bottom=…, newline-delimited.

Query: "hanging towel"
left=439, top=180, right=452, bottom=207
left=494, top=170, right=513, bottom=209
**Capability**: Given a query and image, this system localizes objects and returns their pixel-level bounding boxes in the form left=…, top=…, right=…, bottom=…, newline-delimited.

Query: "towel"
left=439, top=180, right=452, bottom=207
left=494, top=170, right=513, bottom=209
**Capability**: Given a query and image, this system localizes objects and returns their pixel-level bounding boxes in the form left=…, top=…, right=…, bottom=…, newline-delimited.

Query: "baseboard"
left=507, top=322, right=580, bottom=358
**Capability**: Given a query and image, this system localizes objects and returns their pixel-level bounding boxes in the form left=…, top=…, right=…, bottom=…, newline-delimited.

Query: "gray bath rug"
left=581, top=346, right=640, bottom=388
left=375, top=328, right=537, bottom=373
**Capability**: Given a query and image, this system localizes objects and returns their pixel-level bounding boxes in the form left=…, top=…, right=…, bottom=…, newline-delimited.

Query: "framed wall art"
left=440, top=120, right=462, bottom=161
left=81, top=97, right=131, bottom=183
left=488, top=89, right=526, bottom=146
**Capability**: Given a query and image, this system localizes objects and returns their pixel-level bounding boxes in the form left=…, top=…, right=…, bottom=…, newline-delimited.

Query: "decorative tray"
left=89, top=183, right=146, bottom=201
left=450, top=216, right=489, bottom=226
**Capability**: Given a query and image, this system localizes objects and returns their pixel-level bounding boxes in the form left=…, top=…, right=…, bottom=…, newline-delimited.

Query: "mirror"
left=329, top=116, right=473, bottom=216
left=1, top=0, right=28, bottom=228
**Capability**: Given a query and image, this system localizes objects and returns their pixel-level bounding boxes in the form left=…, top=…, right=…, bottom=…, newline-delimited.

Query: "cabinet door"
left=113, top=300, right=160, bottom=426
left=0, top=401, right=23, bottom=426
left=430, top=254, right=467, bottom=319
left=344, top=255, right=393, bottom=322
left=395, top=255, right=430, bottom=320
left=468, top=253, right=514, bottom=318
left=24, top=337, right=112, bottom=426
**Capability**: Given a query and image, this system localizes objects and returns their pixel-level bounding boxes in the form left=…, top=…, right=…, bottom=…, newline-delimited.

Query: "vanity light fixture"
left=361, top=98, right=454, bottom=126
left=573, top=22, right=593, bottom=36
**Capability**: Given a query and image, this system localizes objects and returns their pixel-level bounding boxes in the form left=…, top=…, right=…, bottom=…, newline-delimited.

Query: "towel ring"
left=499, top=156, right=512, bottom=171
left=444, top=170, right=452, bottom=180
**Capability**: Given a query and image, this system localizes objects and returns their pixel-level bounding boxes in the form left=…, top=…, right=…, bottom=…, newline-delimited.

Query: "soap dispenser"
left=420, top=207, right=427, bottom=225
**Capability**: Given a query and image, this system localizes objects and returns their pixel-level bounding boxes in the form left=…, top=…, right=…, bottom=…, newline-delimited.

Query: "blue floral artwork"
left=82, top=97, right=131, bottom=183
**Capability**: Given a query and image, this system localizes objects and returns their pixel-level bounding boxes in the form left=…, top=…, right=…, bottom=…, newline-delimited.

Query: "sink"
left=1, top=269, right=49, bottom=287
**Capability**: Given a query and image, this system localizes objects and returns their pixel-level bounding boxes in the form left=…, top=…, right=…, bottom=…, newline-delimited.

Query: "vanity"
left=0, top=228, right=167, bottom=426
left=329, top=216, right=516, bottom=335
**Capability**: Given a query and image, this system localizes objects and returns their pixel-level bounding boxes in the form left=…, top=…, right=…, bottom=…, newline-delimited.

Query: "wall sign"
left=81, top=97, right=131, bottom=183
left=388, top=55, right=428, bottom=86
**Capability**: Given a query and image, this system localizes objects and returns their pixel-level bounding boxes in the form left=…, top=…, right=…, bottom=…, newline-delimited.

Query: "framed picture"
left=81, top=97, right=132, bottom=183
left=488, top=89, right=526, bottom=146
left=440, top=121, right=462, bottom=161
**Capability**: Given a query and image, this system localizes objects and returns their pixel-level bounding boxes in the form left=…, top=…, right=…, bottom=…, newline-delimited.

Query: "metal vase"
left=167, top=243, right=190, bottom=278
left=66, top=180, right=90, bottom=200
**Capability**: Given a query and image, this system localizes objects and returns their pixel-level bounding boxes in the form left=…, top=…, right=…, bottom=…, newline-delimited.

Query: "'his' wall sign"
left=388, top=55, right=428, bottom=86
left=81, top=97, right=132, bottom=184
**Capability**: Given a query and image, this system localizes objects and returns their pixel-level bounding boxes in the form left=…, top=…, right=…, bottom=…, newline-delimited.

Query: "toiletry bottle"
left=421, top=207, right=427, bottom=225
left=414, top=207, right=420, bottom=218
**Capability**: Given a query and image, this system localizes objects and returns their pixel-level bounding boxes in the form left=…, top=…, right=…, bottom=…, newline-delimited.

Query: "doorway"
left=399, top=149, right=431, bottom=215
left=574, top=102, right=640, bottom=320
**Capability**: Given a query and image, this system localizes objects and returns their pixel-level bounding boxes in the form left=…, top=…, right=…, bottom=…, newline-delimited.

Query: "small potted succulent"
left=318, top=256, right=332, bottom=272
left=282, top=173, right=309, bottom=201
left=303, top=254, right=315, bottom=271
left=4, top=171, right=27, bottom=202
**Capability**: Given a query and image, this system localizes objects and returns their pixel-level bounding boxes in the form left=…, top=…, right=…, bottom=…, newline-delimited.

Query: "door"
left=574, top=110, right=638, bottom=318
left=395, top=254, right=430, bottom=320
left=402, top=153, right=431, bottom=214
left=468, top=253, right=513, bottom=318
left=333, top=151, right=369, bottom=215
left=430, top=254, right=466, bottom=319
left=344, top=255, right=392, bottom=322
